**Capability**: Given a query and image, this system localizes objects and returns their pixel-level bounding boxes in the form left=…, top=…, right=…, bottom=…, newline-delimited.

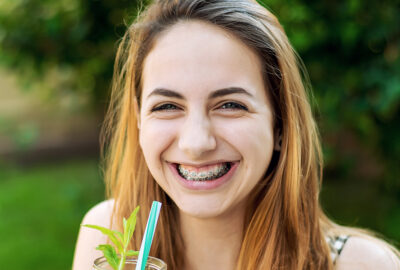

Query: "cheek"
left=139, top=120, right=180, bottom=160
left=215, top=117, right=274, bottom=156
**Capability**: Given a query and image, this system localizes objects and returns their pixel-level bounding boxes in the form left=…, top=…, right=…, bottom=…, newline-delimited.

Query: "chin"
left=174, top=196, right=229, bottom=219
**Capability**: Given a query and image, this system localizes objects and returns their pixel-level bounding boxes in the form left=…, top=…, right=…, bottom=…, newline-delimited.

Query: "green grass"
left=0, top=159, right=105, bottom=270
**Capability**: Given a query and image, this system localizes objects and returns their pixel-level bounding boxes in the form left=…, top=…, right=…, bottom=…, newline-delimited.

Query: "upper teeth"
left=178, top=163, right=230, bottom=181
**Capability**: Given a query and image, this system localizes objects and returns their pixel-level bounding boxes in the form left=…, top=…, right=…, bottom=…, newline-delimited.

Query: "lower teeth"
left=178, top=163, right=231, bottom=181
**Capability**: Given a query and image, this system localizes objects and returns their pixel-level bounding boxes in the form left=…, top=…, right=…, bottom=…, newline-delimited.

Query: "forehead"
left=141, top=20, right=266, bottom=99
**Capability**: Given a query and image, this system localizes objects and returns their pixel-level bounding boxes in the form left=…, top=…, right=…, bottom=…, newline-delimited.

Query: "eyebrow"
left=208, top=87, right=253, bottom=99
left=147, top=87, right=253, bottom=100
left=147, top=88, right=185, bottom=99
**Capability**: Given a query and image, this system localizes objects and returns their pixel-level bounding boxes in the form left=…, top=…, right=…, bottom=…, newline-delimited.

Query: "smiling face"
left=139, top=20, right=275, bottom=219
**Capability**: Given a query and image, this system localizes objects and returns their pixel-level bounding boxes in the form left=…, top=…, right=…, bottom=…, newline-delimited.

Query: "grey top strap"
left=326, top=235, right=350, bottom=264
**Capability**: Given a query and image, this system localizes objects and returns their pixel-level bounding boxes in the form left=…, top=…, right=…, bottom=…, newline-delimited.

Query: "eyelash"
left=150, top=102, right=248, bottom=112
left=219, top=102, right=248, bottom=111
left=151, top=103, right=180, bottom=112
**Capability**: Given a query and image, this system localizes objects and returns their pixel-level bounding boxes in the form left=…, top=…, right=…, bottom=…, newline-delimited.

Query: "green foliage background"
left=0, top=0, right=399, bottom=269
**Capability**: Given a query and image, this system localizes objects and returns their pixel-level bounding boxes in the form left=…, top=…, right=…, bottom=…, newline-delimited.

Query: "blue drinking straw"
left=135, top=201, right=162, bottom=270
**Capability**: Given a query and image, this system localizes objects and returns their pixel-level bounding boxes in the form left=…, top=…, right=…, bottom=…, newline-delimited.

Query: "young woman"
left=73, top=0, right=400, bottom=269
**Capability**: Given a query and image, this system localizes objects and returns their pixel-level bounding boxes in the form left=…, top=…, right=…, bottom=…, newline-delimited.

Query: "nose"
left=178, top=112, right=216, bottom=159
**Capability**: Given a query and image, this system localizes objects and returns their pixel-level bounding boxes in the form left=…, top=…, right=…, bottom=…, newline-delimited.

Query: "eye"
left=151, top=103, right=180, bottom=112
left=219, top=102, right=248, bottom=111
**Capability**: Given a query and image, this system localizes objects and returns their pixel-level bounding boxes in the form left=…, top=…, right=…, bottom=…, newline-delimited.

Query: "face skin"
left=139, top=20, right=275, bottom=219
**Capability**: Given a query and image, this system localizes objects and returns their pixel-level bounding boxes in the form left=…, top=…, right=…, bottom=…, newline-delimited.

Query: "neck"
left=179, top=204, right=246, bottom=270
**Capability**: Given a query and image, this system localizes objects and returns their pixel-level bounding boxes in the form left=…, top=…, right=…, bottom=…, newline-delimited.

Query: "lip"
left=171, top=160, right=234, bottom=168
left=167, top=161, right=239, bottom=191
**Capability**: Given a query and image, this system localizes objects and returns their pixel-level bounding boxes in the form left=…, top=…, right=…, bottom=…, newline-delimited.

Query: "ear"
left=274, top=128, right=282, bottom=151
left=133, top=98, right=141, bottom=129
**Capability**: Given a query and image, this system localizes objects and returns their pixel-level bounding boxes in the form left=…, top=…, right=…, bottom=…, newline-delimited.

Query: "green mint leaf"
left=126, top=250, right=139, bottom=256
left=83, top=224, right=124, bottom=254
left=86, top=206, right=141, bottom=270
left=113, top=230, right=124, bottom=244
left=123, top=217, right=128, bottom=241
left=96, top=244, right=120, bottom=270
left=123, top=206, right=140, bottom=247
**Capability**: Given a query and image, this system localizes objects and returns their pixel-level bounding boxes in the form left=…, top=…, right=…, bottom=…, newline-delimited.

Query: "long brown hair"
left=100, top=0, right=399, bottom=269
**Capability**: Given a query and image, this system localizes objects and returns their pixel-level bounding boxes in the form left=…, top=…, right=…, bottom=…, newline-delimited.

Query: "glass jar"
left=93, top=256, right=167, bottom=270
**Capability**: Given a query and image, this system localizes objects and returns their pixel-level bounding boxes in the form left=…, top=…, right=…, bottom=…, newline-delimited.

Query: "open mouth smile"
left=168, top=161, right=239, bottom=190
left=177, top=162, right=232, bottom=181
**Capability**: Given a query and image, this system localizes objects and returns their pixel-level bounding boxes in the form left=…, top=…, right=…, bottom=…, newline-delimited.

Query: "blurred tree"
left=262, top=0, right=400, bottom=176
left=0, top=0, right=145, bottom=109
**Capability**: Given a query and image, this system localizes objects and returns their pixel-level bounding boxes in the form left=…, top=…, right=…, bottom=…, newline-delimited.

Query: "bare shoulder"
left=72, top=199, right=116, bottom=270
left=336, top=236, right=400, bottom=270
left=81, top=199, right=115, bottom=226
